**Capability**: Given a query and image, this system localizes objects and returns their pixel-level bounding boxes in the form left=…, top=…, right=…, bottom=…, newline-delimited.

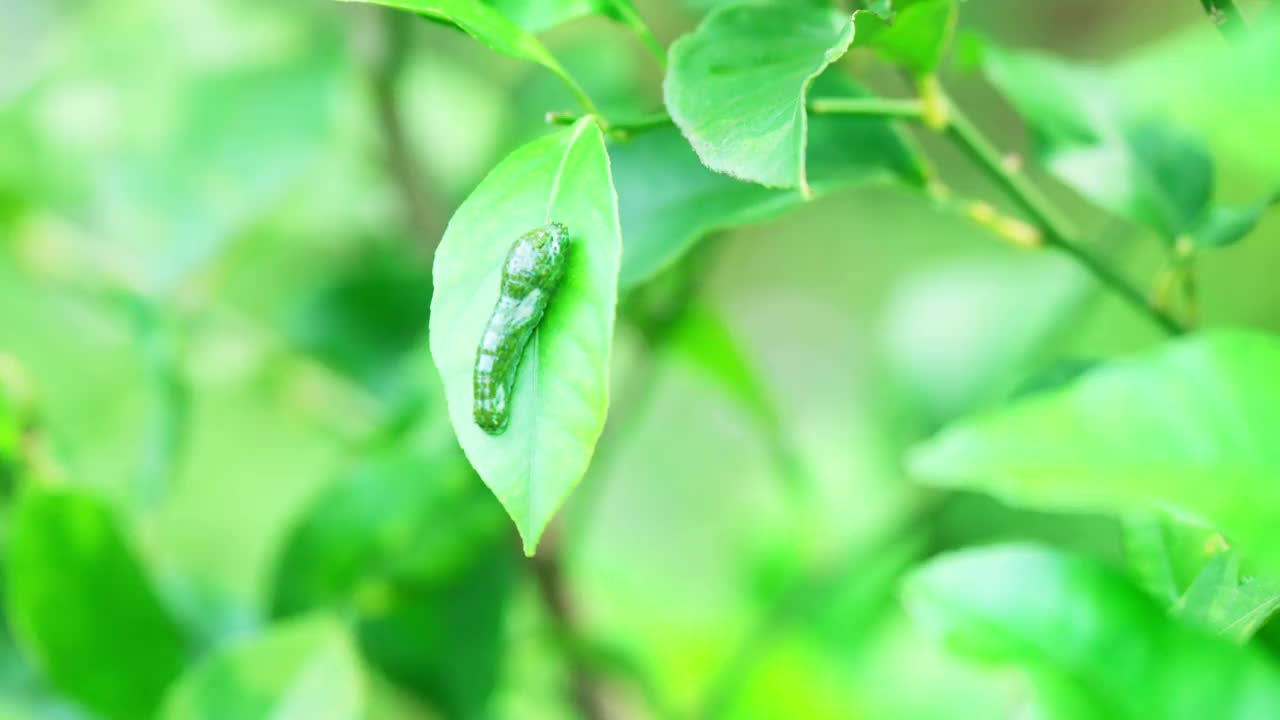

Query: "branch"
left=942, top=104, right=1187, bottom=336
left=530, top=533, right=610, bottom=720
left=361, top=9, right=446, bottom=251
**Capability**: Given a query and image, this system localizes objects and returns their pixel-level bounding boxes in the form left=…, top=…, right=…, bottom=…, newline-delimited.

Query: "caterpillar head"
left=503, top=222, right=571, bottom=292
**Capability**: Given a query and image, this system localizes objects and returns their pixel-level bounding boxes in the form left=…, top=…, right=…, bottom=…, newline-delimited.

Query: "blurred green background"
left=2, top=0, right=1279, bottom=718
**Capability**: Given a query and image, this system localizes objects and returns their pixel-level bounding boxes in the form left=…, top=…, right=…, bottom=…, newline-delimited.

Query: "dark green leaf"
left=981, top=44, right=1216, bottom=242
left=429, top=118, right=621, bottom=554
left=905, top=544, right=1280, bottom=717
left=271, top=443, right=514, bottom=716
left=910, top=330, right=1280, bottom=576
left=6, top=487, right=186, bottom=720
left=853, top=0, right=957, bottom=75
left=616, top=77, right=925, bottom=288
left=664, top=3, right=855, bottom=190
left=161, top=616, right=364, bottom=720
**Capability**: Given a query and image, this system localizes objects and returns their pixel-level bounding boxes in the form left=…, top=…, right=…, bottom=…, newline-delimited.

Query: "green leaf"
left=161, top=616, right=364, bottom=720
left=910, top=330, right=1280, bottom=576
left=981, top=44, right=1216, bottom=242
left=271, top=443, right=514, bottom=716
left=429, top=117, right=621, bottom=555
left=6, top=486, right=186, bottom=720
left=615, top=78, right=925, bottom=288
left=1191, top=190, right=1280, bottom=249
left=341, top=0, right=596, bottom=112
left=664, top=3, right=856, bottom=190
left=853, top=0, right=957, bottom=75
left=1176, top=549, right=1280, bottom=643
left=484, top=0, right=661, bottom=59
left=905, top=544, right=1280, bottom=718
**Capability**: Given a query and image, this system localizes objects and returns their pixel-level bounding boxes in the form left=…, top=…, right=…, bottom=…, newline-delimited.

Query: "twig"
left=363, top=9, right=445, bottom=251
left=530, top=532, right=610, bottom=720
left=942, top=104, right=1187, bottom=336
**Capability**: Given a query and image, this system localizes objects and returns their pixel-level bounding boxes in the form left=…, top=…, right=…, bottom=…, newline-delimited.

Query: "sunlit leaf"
left=664, top=3, right=855, bottom=190
left=1176, top=549, right=1280, bottom=643
left=341, top=0, right=596, bottom=110
left=161, top=616, right=364, bottom=720
left=911, top=330, right=1280, bottom=575
left=906, top=544, right=1280, bottom=718
left=616, top=76, right=925, bottom=288
left=6, top=487, right=186, bottom=720
left=429, top=117, right=621, bottom=554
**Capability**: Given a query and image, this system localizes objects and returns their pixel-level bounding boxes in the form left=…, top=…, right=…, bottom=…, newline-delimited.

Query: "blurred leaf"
left=910, top=330, right=1280, bottom=575
left=161, top=616, right=364, bottom=720
left=1191, top=191, right=1280, bottom=249
left=1119, top=14, right=1280, bottom=178
left=664, top=3, right=855, bottom=190
left=905, top=544, right=1280, bottom=718
left=429, top=117, right=620, bottom=555
left=271, top=442, right=514, bottom=716
left=981, top=44, right=1216, bottom=242
left=1176, top=549, right=1280, bottom=643
left=484, top=0, right=661, bottom=59
left=343, top=0, right=596, bottom=110
left=285, top=241, right=433, bottom=393
left=615, top=76, right=925, bottom=288
left=882, top=256, right=1088, bottom=423
left=853, top=0, right=957, bottom=75
left=6, top=486, right=186, bottom=720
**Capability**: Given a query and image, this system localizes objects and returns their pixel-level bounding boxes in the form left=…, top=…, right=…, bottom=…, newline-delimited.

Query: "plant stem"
left=364, top=9, right=445, bottom=250
left=548, top=96, right=924, bottom=138
left=807, top=96, right=924, bottom=118
left=530, top=536, right=610, bottom=720
left=943, top=105, right=1187, bottom=336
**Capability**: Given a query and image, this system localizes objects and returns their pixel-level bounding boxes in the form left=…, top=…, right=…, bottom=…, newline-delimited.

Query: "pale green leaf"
left=161, top=616, right=365, bottom=720
left=6, top=487, right=186, bottom=720
left=664, top=3, right=855, bottom=190
left=853, top=0, right=957, bottom=75
left=1191, top=190, right=1280, bottom=249
left=906, top=544, right=1280, bottom=718
left=1176, top=550, right=1280, bottom=643
left=340, top=0, right=594, bottom=111
left=429, top=117, right=621, bottom=555
left=616, top=76, right=925, bottom=288
left=910, top=330, right=1280, bottom=575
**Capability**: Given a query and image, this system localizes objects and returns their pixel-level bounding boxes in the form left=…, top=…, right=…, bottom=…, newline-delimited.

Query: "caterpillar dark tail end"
left=473, top=222, right=571, bottom=436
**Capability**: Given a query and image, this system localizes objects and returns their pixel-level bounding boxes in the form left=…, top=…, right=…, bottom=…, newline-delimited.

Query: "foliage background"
left=1, top=0, right=1279, bottom=718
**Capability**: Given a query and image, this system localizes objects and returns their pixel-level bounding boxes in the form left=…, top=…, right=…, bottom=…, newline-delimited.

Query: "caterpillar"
left=473, top=222, right=571, bottom=436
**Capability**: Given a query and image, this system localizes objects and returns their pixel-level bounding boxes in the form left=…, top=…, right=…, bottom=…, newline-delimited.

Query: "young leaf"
left=910, top=330, right=1280, bottom=576
left=853, top=0, right=957, bottom=75
left=905, top=544, right=1280, bottom=717
left=161, top=616, right=364, bottom=720
left=6, top=487, right=186, bottom=720
left=616, top=77, right=925, bottom=288
left=429, top=117, right=621, bottom=555
left=340, top=0, right=596, bottom=111
left=1191, top=190, right=1280, bottom=249
left=981, top=44, right=1217, bottom=243
left=664, top=3, right=856, bottom=190
left=271, top=444, right=514, bottom=716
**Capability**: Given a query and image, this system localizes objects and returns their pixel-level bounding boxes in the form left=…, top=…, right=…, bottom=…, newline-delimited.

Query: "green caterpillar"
left=473, top=222, right=571, bottom=435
